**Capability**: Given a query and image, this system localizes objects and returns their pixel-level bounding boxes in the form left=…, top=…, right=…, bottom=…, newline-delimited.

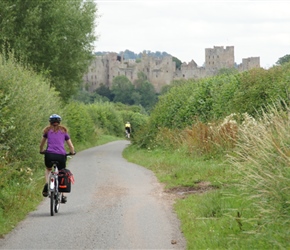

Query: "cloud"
left=94, top=0, right=290, bottom=68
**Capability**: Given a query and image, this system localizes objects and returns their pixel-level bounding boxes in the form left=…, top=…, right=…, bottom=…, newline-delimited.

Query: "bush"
left=86, top=102, right=124, bottom=136
left=63, top=101, right=95, bottom=144
left=0, top=54, right=62, bottom=166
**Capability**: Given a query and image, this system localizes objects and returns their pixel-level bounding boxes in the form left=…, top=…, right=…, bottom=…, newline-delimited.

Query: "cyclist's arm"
left=66, top=139, right=75, bottom=154
left=40, top=137, right=47, bottom=152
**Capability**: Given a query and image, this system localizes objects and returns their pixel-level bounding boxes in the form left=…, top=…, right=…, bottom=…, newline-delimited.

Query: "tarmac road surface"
left=0, top=140, right=186, bottom=249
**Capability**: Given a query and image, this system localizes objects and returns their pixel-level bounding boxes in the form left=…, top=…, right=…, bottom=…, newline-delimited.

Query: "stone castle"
left=83, top=46, right=260, bottom=93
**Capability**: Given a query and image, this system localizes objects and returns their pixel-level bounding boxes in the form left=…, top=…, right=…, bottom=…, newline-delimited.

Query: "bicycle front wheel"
left=50, top=191, right=55, bottom=216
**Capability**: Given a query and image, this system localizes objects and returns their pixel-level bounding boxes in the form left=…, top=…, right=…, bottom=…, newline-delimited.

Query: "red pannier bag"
left=58, top=169, right=74, bottom=193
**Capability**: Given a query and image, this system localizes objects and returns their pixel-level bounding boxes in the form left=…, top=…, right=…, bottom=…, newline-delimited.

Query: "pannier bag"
left=58, top=169, right=74, bottom=193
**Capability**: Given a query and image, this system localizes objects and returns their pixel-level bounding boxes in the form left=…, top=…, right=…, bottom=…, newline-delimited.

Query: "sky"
left=94, top=0, right=290, bottom=69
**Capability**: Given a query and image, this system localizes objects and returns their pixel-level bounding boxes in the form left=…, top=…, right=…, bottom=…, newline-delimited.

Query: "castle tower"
left=205, top=46, right=235, bottom=69
left=239, top=57, right=260, bottom=71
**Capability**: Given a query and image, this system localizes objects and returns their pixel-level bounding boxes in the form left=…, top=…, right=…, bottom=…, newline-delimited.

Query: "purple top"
left=43, top=130, right=70, bottom=155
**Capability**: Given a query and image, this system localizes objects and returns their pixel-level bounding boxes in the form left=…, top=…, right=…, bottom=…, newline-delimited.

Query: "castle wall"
left=83, top=46, right=260, bottom=93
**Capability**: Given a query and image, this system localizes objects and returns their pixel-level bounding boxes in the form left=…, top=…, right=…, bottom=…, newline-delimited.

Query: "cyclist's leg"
left=45, top=168, right=51, bottom=183
left=43, top=154, right=54, bottom=197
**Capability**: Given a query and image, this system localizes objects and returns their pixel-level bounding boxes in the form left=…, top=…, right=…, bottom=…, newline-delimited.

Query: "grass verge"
left=123, top=145, right=289, bottom=249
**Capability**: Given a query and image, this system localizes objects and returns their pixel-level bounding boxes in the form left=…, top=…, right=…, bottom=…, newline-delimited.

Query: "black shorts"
left=125, top=127, right=131, bottom=133
left=44, top=153, right=66, bottom=170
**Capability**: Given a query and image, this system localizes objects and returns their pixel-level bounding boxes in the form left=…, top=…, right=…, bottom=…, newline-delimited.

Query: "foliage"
left=72, top=89, right=109, bottom=104
left=0, top=54, right=62, bottom=235
left=112, top=75, right=135, bottom=104
left=92, top=72, right=158, bottom=112
left=110, top=74, right=157, bottom=112
left=217, top=67, right=239, bottom=76
left=172, top=56, right=182, bottom=70
left=276, top=54, right=290, bottom=65
left=63, top=101, right=95, bottom=144
left=231, top=67, right=288, bottom=116
left=113, top=102, right=148, bottom=115
left=145, top=77, right=217, bottom=134
left=135, top=64, right=290, bottom=148
left=0, top=53, right=62, bottom=165
left=134, top=72, right=158, bottom=111
left=95, top=84, right=114, bottom=101
left=85, top=102, right=124, bottom=136
left=0, top=0, right=97, bottom=101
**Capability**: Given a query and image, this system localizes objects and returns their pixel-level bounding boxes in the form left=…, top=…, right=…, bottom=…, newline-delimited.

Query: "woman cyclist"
left=39, top=114, right=75, bottom=203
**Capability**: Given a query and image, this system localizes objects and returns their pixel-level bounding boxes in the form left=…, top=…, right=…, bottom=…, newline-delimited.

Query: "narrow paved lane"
left=0, top=141, right=186, bottom=249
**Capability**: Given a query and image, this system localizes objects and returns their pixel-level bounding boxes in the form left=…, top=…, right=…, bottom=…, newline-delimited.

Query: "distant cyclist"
left=125, top=121, right=131, bottom=138
left=39, top=114, right=75, bottom=203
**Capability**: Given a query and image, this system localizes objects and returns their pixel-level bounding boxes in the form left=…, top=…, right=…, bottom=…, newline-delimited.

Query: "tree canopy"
left=112, top=76, right=135, bottom=105
left=0, top=0, right=97, bottom=101
left=276, top=54, right=290, bottom=65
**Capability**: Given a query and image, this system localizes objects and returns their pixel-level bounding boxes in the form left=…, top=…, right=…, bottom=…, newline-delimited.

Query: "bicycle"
left=125, top=130, right=130, bottom=139
left=41, top=152, right=74, bottom=216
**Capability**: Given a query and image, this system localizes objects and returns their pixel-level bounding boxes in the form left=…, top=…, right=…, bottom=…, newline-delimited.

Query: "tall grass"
left=227, top=103, right=290, bottom=247
left=146, top=115, right=239, bottom=158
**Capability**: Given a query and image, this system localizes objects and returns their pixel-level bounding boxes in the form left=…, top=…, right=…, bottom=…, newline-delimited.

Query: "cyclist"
left=125, top=121, right=131, bottom=138
left=39, top=114, right=75, bottom=203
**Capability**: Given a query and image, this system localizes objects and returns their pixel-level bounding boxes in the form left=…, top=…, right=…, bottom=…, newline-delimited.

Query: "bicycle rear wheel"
left=54, top=192, right=60, bottom=213
left=50, top=191, right=55, bottom=216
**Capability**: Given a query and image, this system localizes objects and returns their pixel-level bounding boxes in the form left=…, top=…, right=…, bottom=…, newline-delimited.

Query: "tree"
left=276, top=54, right=290, bottom=65
left=134, top=72, right=157, bottom=110
left=95, top=84, right=114, bottom=101
left=111, top=76, right=134, bottom=104
left=172, top=56, right=182, bottom=70
left=217, top=67, right=238, bottom=76
left=0, top=0, right=97, bottom=102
